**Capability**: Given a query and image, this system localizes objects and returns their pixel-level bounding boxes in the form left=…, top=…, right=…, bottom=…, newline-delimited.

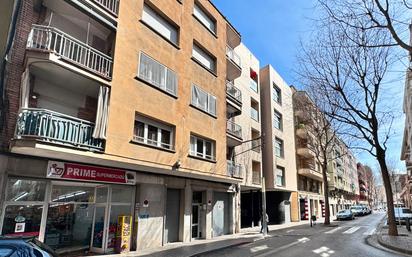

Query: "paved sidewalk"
left=377, top=222, right=412, bottom=255
left=88, top=218, right=329, bottom=257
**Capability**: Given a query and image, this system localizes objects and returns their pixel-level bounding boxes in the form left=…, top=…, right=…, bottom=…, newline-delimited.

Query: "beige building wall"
left=233, top=43, right=262, bottom=189
left=260, top=65, right=297, bottom=192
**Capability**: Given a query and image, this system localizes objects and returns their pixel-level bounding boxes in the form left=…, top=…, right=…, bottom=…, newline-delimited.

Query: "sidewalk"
left=89, top=219, right=325, bottom=257
left=377, top=221, right=412, bottom=255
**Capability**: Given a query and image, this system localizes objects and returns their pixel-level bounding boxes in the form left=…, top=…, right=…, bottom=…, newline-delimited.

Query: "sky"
left=212, top=0, right=407, bottom=171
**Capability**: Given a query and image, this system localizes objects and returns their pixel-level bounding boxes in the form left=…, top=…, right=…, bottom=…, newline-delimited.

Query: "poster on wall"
left=47, top=161, right=136, bottom=185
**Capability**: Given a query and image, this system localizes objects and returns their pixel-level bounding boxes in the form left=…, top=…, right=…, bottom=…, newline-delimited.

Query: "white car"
left=394, top=207, right=412, bottom=224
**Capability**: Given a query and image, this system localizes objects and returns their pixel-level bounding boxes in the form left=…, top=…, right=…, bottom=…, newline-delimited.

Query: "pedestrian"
left=260, top=213, right=269, bottom=233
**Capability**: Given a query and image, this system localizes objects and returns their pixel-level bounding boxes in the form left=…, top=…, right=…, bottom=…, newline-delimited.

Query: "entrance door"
left=91, top=205, right=107, bottom=253
left=191, top=204, right=200, bottom=239
left=213, top=192, right=229, bottom=237
left=165, top=189, right=181, bottom=243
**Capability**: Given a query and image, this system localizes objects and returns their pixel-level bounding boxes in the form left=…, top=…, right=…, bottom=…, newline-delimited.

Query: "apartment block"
left=260, top=65, right=299, bottom=224
left=0, top=0, right=245, bottom=255
left=291, top=90, right=324, bottom=220
left=228, top=44, right=263, bottom=229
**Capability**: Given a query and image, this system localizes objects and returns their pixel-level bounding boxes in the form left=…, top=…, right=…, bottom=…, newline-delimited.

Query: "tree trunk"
left=376, top=146, right=398, bottom=236
left=322, top=162, right=330, bottom=225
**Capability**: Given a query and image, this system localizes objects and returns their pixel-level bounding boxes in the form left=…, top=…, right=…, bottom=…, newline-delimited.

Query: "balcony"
left=92, top=0, right=120, bottom=16
left=297, top=146, right=316, bottom=159
left=298, top=165, right=323, bottom=181
left=226, top=81, right=242, bottom=116
left=15, top=108, right=104, bottom=152
left=227, top=160, right=243, bottom=179
left=226, top=23, right=241, bottom=49
left=226, top=120, right=242, bottom=146
left=27, top=25, right=113, bottom=80
left=226, top=45, right=242, bottom=81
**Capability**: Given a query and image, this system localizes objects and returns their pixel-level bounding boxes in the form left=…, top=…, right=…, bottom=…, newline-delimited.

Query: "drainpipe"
left=0, top=0, right=22, bottom=130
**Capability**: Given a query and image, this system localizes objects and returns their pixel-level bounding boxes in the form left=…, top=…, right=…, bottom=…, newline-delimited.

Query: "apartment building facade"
left=260, top=65, right=299, bottom=224
left=0, top=0, right=245, bottom=255
left=291, top=90, right=325, bottom=220
left=228, top=44, right=263, bottom=229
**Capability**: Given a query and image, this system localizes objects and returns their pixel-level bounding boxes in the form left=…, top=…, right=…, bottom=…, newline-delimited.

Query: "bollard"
left=406, top=218, right=411, bottom=232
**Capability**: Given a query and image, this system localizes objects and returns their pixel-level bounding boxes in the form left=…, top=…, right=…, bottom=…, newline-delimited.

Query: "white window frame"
left=272, top=84, right=282, bottom=104
left=191, top=84, right=217, bottom=116
left=190, top=134, right=215, bottom=161
left=276, top=166, right=285, bottom=187
left=193, top=2, right=216, bottom=34
left=274, top=110, right=282, bottom=130
left=133, top=115, right=174, bottom=150
left=275, top=137, right=284, bottom=158
left=192, top=43, right=216, bottom=72
left=138, top=52, right=178, bottom=96
left=142, top=3, right=179, bottom=45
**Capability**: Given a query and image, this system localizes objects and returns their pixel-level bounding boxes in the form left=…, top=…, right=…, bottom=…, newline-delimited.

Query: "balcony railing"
left=227, top=160, right=242, bottom=178
left=252, top=171, right=261, bottom=185
left=227, top=120, right=242, bottom=139
left=226, top=81, right=242, bottom=103
left=27, top=25, right=113, bottom=79
left=15, top=108, right=104, bottom=152
left=226, top=45, right=241, bottom=68
left=92, top=0, right=120, bottom=15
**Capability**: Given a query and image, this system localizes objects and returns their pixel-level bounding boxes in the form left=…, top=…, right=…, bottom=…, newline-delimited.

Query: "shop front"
left=0, top=160, right=136, bottom=255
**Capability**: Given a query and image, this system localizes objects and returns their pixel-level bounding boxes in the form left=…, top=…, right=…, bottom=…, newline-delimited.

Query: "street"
left=198, top=213, right=404, bottom=257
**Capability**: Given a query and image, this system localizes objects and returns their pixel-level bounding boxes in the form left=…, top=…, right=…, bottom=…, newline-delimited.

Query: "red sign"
left=47, top=161, right=136, bottom=185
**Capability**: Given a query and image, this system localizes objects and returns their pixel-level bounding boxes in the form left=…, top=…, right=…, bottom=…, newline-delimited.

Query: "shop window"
left=1, top=205, right=43, bottom=237
left=6, top=178, right=46, bottom=202
left=50, top=185, right=95, bottom=203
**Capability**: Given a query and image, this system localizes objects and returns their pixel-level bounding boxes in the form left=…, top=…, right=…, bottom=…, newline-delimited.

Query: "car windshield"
left=351, top=206, right=361, bottom=210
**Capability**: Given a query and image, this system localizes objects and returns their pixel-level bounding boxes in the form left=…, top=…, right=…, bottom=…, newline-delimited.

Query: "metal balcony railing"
left=27, top=25, right=113, bottom=79
left=226, top=120, right=242, bottom=139
left=226, top=81, right=242, bottom=103
left=227, top=160, right=243, bottom=178
left=252, top=171, right=261, bottom=185
left=92, top=0, right=120, bottom=15
left=226, top=45, right=241, bottom=68
left=15, top=108, right=104, bottom=152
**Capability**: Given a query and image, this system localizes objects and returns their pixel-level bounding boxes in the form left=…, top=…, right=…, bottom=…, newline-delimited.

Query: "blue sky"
left=212, top=0, right=407, bottom=171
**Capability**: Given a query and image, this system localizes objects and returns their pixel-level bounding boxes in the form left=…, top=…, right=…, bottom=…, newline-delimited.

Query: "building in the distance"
left=260, top=65, right=299, bottom=224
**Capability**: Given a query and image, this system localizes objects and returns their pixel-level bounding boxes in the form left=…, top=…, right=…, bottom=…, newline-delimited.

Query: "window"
left=190, top=134, right=215, bottom=161
left=138, top=52, right=178, bottom=96
left=274, top=110, right=283, bottom=130
left=192, top=43, right=216, bottom=72
left=273, top=84, right=282, bottom=104
left=133, top=115, right=174, bottom=150
left=275, top=137, right=284, bottom=158
left=142, top=3, right=179, bottom=45
left=191, top=84, right=216, bottom=116
left=250, top=79, right=258, bottom=92
left=193, top=2, right=216, bottom=34
left=276, top=166, right=285, bottom=186
left=250, top=99, right=259, bottom=121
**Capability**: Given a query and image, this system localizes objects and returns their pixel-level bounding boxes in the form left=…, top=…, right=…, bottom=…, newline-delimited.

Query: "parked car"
left=350, top=206, right=364, bottom=216
left=394, top=207, right=412, bottom=224
left=361, top=206, right=371, bottom=215
left=0, top=237, right=57, bottom=257
left=337, top=209, right=355, bottom=220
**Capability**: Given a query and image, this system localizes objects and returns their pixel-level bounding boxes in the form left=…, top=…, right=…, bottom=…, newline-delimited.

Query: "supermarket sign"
left=47, top=161, right=136, bottom=185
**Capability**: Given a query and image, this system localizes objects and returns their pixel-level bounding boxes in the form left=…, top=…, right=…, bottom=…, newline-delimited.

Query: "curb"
left=375, top=216, right=412, bottom=256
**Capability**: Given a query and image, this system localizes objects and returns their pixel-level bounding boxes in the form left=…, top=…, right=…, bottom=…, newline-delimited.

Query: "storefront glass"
left=2, top=205, right=43, bottom=236
left=6, top=179, right=46, bottom=202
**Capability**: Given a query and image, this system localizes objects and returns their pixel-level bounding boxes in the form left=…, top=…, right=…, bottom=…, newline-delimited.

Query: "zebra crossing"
left=324, top=225, right=376, bottom=235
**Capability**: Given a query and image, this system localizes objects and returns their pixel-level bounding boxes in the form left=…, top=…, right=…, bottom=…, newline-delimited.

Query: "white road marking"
left=286, top=229, right=294, bottom=233
left=343, top=226, right=361, bottom=234
left=325, top=227, right=342, bottom=234
left=250, top=245, right=269, bottom=253
left=254, top=237, right=310, bottom=257
left=363, top=228, right=376, bottom=235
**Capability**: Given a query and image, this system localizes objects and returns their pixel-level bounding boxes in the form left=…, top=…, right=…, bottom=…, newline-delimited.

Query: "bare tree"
left=317, top=0, right=412, bottom=54
left=298, top=14, right=399, bottom=235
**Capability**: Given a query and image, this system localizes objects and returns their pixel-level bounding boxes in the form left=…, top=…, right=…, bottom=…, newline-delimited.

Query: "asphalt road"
left=198, top=212, right=405, bottom=257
